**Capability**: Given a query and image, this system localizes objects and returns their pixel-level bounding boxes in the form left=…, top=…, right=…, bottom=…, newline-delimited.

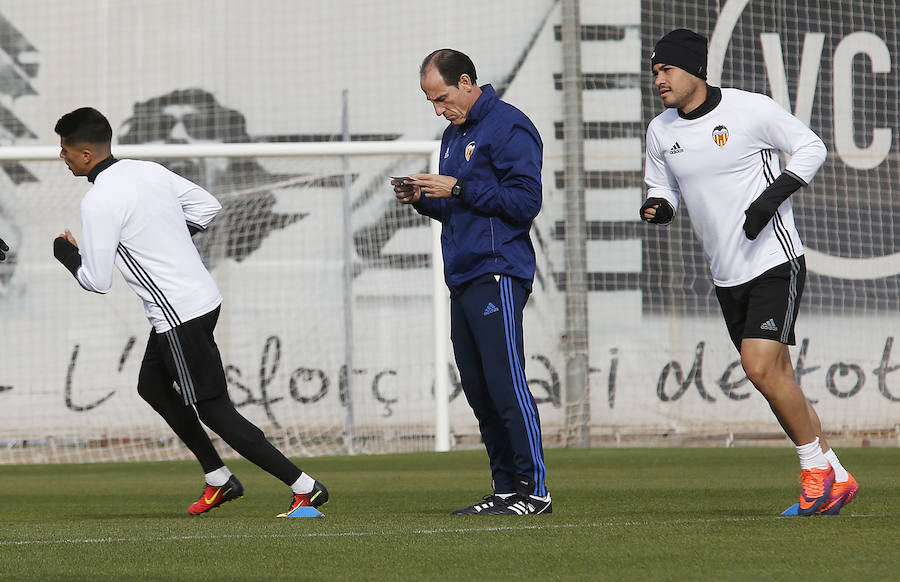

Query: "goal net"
left=0, top=144, right=468, bottom=463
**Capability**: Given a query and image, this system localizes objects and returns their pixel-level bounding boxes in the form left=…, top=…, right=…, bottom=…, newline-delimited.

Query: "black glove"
left=742, top=172, right=804, bottom=240
left=640, top=197, right=675, bottom=224
left=53, top=236, right=82, bottom=279
left=0, top=237, right=7, bottom=261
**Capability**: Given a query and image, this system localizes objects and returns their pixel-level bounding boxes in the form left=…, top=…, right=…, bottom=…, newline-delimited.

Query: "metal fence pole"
left=561, top=0, right=590, bottom=447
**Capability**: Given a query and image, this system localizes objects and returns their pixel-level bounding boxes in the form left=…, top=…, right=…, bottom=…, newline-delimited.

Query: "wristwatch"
left=451, top=181, right=463, bottom=198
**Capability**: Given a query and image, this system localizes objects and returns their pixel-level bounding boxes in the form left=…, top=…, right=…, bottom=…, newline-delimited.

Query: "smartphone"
left=391, top=176, right=413, bottom=183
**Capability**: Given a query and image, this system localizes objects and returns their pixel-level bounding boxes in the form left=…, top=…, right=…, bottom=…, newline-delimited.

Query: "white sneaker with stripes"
left=479, top=492, right=552, bottom=515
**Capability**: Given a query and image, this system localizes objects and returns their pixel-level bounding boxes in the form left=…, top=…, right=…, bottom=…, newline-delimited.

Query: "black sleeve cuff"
left=53, top=237, right=82, bottom=279
left=783, top=169, right=807, bottom=187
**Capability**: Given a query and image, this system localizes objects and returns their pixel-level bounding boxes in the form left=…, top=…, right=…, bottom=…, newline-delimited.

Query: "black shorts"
left=142, top=306, right=228, bottom=405
left=715, top=256, right=805, bottom=352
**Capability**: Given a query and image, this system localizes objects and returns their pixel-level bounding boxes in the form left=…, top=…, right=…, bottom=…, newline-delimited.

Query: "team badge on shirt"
left=712, top=125, right=729, bottom=147
left=465, top=141, right=476, bottom=161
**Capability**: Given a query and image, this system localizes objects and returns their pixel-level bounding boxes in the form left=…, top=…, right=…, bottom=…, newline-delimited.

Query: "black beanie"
left=651, top=29, right=708, bottom=80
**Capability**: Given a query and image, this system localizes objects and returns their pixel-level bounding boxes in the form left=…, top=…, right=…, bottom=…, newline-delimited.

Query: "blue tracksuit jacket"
left=413, top=84, right=542, bottom=297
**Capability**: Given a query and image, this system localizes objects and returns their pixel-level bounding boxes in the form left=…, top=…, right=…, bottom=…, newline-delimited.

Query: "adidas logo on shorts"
left=760, top=318, right=778, bottom=331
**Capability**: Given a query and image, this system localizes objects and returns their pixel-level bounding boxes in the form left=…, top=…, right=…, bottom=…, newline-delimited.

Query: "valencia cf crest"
left=712, top=125, right=729, bottom=147
left=465, top=141, right=476, bottom=161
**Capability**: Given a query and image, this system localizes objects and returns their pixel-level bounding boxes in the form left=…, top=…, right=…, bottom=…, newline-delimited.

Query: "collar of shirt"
left=679, top=85, right=722, bottom=120
left=461, top=84, right=499, bottom=130
left=87, top=155, right=119, bottom=183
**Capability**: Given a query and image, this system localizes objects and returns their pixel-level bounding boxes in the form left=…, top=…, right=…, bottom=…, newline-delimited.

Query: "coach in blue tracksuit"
left=393, top=49, right=550, bottom=515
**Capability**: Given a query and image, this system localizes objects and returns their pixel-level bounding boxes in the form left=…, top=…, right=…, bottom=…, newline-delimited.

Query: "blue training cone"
left=780, top=503, right=800, bottom=516
left=283, top=506, right=325, bottom=518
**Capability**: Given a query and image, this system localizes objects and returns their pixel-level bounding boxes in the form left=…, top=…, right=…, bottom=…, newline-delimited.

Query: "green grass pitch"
left=1, top=447, right=897, bottom=581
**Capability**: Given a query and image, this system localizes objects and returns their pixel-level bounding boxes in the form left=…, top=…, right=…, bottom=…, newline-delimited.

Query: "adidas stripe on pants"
left=449, top=273, right=548, bottom=497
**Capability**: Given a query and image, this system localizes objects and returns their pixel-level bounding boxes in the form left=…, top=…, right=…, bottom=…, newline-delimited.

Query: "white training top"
left=644, top=88, right=827, bottom=287
left=75, top=159, right=223, bottom=332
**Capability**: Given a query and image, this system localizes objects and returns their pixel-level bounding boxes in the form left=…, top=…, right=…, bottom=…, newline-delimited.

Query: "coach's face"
left=653, top=63, right=705, bottom=113
left=421, top=66, right=476, bottom=126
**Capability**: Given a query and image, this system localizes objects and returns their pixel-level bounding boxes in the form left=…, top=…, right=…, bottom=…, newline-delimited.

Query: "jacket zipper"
left=489, top=217, right=496, bottom=259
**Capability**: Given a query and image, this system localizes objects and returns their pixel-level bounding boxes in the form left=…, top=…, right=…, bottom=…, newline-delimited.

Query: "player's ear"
left=458, top=74, right=473, bottom=90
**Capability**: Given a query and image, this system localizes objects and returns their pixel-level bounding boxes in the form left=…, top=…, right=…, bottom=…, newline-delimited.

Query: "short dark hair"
left=420, top=49, right=477, bottom=86
left=54, top=107, right=113, bottom=145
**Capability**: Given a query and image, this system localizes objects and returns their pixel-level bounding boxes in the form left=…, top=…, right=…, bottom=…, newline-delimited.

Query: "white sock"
left=205, top=466, right=232, bottom=487
left=291, top=472, right=316, bottom=494
left=796, top=437, right=830, bottom=470
left=495, top=493, right=515, bottom=499
left=823, top=448, right=849, bottom=482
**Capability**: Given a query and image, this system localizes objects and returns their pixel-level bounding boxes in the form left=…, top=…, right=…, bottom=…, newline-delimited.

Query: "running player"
left=52, top=107, right=328, bottom=518
left=641, top=29, right=858, bottom=515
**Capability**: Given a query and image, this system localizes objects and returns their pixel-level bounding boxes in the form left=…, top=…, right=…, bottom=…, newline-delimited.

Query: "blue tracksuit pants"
left=450, top=273, right=547, bottom=497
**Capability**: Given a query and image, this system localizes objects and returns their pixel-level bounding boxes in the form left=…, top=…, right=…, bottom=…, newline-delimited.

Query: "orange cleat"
left=187, top=475, right=244, bottom=515
left=819, top=472, right=859, bottom=515
left=797, top=466, right=835, bottom=516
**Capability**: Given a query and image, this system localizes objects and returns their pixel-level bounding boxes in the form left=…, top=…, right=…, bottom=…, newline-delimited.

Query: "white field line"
left=0, top=514, right=885, bottom=547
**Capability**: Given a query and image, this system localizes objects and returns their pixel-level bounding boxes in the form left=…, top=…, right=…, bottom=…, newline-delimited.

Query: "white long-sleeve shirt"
left=644, top=88, right=827, bottom=286
left=76, top=159, right=223, bottom=332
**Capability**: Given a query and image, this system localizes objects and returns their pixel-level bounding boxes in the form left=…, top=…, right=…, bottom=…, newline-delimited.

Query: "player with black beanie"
left=641, top=29, right=858, bottom=516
